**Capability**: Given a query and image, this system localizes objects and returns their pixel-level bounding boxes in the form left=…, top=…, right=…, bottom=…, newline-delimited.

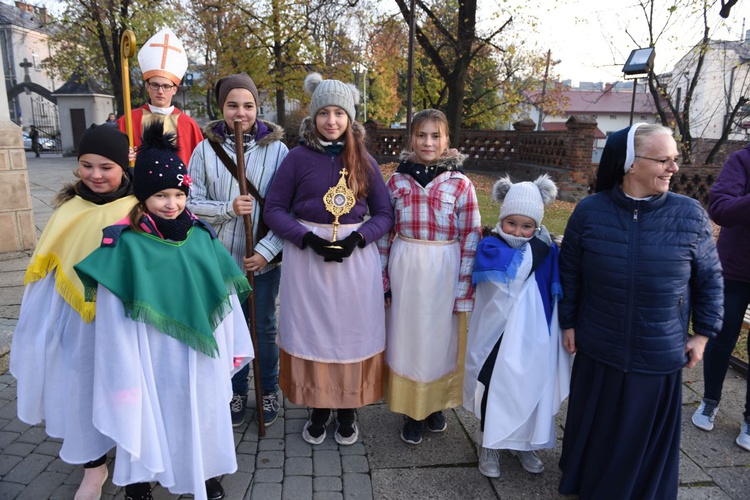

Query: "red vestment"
left=118, top=104, right=204, bottom=167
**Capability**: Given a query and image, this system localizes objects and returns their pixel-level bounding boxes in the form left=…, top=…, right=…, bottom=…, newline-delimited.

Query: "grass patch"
left=735, top=328, right=749, bottom=363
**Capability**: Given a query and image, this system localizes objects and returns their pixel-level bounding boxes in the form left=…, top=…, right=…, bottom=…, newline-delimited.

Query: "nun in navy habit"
left=557, top=123, right=723, bottom=499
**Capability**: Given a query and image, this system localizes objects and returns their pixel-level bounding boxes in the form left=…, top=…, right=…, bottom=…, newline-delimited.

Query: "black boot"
left=206, top=477, right=225, bottom=500
left=124, top=482, right=153, bottom=500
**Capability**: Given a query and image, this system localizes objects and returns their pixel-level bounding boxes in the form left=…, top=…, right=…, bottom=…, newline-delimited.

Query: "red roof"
left=530, top=88, right=657, bottom=115
left=543, top=121, right=607, bottom=139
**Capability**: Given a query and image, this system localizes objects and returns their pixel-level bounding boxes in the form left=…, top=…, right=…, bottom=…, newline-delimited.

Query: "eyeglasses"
left=147, top=82, right=176, bottom=92
left=634, top=155, right=680, bottom=169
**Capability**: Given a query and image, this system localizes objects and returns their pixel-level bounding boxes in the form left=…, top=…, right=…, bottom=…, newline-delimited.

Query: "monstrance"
left=323, top=168, right=356, bottom=246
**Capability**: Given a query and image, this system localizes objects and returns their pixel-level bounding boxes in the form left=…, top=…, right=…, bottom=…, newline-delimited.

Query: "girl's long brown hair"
left=340, top=122, right=372, bottom=200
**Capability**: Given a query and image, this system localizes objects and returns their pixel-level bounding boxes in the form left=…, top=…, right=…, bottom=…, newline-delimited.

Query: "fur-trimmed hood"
left=397, top=149, right=466, bottom=170
left=202, top=118, right=284, bottom=147
left=298, top=116, right=366, bottom=153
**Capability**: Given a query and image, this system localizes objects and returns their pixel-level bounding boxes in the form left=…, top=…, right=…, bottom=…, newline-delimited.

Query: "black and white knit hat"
left=304, top=72, right=360, bottom=123
left=493, top=174, right=558, bottom=227
left=133, top=122, right=191, bottom=202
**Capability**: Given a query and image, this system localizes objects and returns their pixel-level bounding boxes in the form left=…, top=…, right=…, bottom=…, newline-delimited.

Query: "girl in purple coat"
left=692, top=142, right=750, bottom=451
left=264, top=73, right=393, bottom=447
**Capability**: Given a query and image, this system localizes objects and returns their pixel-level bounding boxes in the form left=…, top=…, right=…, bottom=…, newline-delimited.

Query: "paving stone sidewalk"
left=0, top=154, right=747, bottom=499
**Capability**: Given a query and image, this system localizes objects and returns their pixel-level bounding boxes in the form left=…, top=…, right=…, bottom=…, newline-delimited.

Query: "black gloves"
left=302, top=232, right=342, bottom=262
left=333, top=232, right=363, bottom=259
left=303, top=231, right=364, bottom=263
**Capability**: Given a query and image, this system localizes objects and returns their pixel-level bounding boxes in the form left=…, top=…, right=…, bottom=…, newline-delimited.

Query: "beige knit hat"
left=494, top=174, right=558, bottom=227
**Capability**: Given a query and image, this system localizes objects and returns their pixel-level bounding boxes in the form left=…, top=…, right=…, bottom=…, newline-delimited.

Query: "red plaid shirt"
left=377, top=170, right=481, bottom=312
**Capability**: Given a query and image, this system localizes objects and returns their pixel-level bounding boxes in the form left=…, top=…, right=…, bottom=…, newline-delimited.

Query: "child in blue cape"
left=75, top=123, right=253, bottom=500
left=463, top=175, right=571, bottom=479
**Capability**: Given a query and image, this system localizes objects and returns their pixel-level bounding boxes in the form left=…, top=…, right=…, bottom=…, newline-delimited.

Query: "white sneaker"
left=478, top=447, right=501, bottom=478
left=510, top=450, right=544, bottom=474
left=736, top=417, right=750, bottom=451
left=692, top=399, right=719, bottom=431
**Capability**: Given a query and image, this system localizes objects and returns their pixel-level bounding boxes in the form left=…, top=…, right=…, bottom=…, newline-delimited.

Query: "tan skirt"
left=279, top=349, right=384, bottom=408
left=385, top=312, right=468, bottom=420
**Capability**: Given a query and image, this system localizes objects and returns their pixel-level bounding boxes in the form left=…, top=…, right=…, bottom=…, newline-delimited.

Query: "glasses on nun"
left=634, top=155, right=680, bottom=169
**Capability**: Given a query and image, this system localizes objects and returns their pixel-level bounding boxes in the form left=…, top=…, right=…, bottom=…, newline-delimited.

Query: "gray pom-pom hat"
left=304, top=72, right=360, bottom=124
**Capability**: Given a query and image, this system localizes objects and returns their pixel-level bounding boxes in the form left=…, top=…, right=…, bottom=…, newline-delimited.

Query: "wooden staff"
left=120, top=30, right=136, bottom=165
left=234, top=119, right=265, bottom=436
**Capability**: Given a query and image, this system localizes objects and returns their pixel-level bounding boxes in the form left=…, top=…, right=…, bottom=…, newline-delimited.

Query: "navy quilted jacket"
left=558, top=185, right=723, bottom=375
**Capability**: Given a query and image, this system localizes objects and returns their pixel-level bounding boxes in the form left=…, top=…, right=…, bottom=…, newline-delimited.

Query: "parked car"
left=22, top=131, right=58, bottom=151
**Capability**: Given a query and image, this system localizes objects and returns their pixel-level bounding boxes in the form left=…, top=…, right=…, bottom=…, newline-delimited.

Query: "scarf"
left=71, top=173, right=134, bottom=205
left=147, top=210, right=194, bottom=242
left=396, top=158, right=465, bottom=188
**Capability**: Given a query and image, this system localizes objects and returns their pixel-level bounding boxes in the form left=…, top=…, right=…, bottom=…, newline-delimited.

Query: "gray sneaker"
left=478, top=447, right=501, bottom=478
left=692, top=399, right=719, bottom=431
left=736, top=416, right=750, bottom=451
left=510, top=450, right=544, bottom=474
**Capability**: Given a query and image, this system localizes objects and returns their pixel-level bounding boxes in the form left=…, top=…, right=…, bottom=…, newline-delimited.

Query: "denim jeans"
left=232, top=266, right=281, bottom=396
left=702, top=278, right=750, bottom=418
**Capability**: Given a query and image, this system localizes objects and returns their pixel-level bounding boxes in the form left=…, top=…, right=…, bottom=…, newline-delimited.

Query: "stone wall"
left=0, top=122, right=36, bottom=252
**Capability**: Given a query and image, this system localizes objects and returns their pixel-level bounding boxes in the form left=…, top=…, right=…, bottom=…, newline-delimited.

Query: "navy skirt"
left=559, top=352, right=681, bottom=500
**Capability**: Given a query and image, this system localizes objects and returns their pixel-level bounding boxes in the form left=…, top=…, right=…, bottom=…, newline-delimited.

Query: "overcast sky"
left=29, top=0, right=748, bottom=86
left=514, top=0, right=747, bottom=85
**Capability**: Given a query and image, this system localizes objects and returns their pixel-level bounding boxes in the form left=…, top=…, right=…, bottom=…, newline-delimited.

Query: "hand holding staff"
left=234, top=119, right=266, bottom=436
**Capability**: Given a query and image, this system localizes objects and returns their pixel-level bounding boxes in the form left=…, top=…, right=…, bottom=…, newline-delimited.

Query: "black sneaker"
left=205, top=477, right=225, bottom=500
left=425, top=411, right=447, bottom=432
left=401, top=417, right=424, bottom=445
left=262, top=391, right=281, bottom=427
left=302, top=408, right=333, bottom=445
left=335, top=408, right=359, bottom=445
left=230, top=393, right=247, bottom=427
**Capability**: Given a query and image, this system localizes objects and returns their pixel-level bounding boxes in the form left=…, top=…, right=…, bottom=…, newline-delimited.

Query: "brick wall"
left=285, top=115, right=600, bottom=203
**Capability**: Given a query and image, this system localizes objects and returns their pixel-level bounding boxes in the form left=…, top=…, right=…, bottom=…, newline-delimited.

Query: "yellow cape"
left=24, top=195, right=137, bottom=322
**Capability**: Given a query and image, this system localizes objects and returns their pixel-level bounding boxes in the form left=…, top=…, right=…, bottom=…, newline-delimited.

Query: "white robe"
left=10, top=275, right=115, bottom=464
left=92, top=286, right=253, bottom=499
left=464, top=246, right=570, bottom=450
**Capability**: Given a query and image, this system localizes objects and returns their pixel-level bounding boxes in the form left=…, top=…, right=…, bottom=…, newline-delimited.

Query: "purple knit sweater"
left=708, top=143, right=750, bottom=283
left=264, top=143, right=394, bottom=248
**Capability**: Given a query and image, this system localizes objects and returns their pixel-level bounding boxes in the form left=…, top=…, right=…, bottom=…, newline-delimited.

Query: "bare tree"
left=393, top=0, right=512, bottom=142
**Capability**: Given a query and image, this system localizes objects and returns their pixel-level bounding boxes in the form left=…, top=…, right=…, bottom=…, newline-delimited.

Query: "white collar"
left=147, top=104, right=175, bottom=115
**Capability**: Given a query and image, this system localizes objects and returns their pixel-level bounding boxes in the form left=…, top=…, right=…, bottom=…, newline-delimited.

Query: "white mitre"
left=138, top=28, right=188, bottom=86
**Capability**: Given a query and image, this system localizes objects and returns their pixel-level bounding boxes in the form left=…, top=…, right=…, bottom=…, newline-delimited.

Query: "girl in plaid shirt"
left=377, top=109, right=481, bottom=445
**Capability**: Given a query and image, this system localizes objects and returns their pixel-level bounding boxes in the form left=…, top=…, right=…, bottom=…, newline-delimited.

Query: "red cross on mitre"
left=149, top=33, right=182, bottom=70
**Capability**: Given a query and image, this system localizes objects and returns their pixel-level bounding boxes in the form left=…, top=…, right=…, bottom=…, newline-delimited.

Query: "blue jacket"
left=558, top=186, right=723, bottom=375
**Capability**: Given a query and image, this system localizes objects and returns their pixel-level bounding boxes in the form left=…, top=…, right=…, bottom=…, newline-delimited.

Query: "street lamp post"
left=622, top=47, right=656, bottom=125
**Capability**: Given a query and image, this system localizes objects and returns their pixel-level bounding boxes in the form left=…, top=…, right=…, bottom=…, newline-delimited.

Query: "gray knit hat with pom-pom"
left=304, top=72, right=360, bottom=123
left=493, top=174, right=558, bottom=227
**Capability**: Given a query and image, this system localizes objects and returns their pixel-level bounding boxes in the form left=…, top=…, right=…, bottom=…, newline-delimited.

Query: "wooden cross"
left=149, top=33, right=182, bottom=69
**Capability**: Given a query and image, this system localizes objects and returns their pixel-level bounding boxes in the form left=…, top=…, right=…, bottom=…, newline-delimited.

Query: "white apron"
left=278, top=221, right=385, bottom=363
left=386, top=236, right=460, bottom=382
